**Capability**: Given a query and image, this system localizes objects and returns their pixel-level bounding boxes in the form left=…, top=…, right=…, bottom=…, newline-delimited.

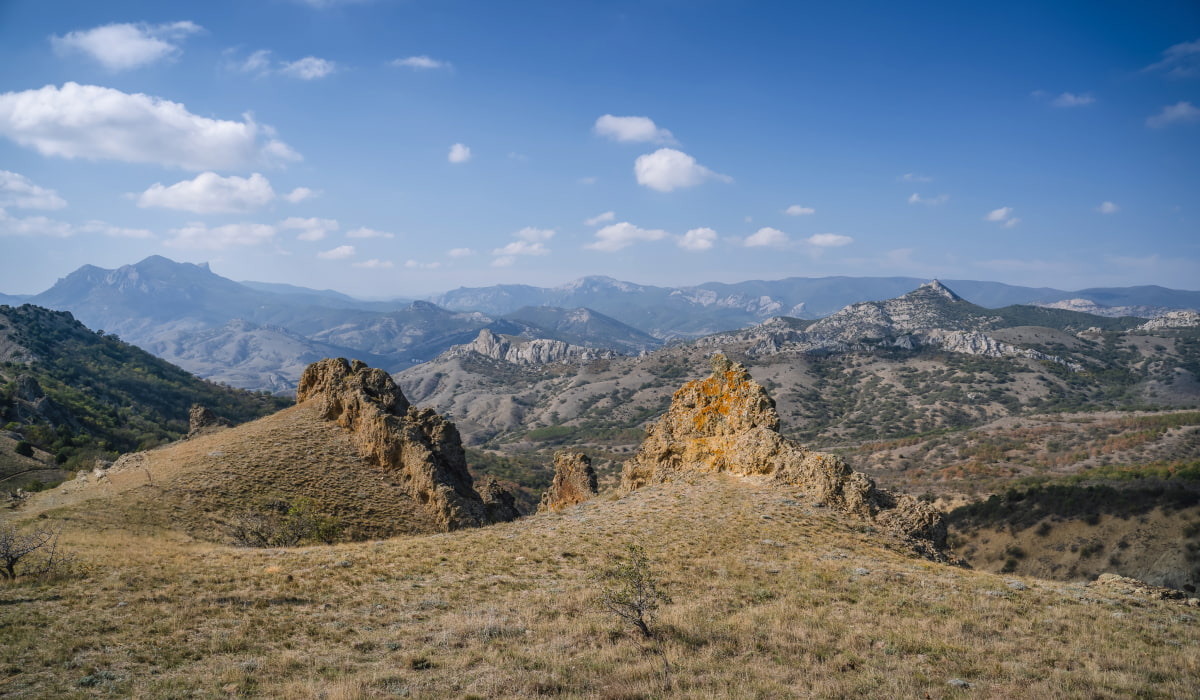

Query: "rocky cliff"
left=621, top=354, right=952, bottom=560
left=296, top=358, right=494, bottom=530
left=538, top=451, right=599, bottom=512
left=449, top=328, right=621, bottom=366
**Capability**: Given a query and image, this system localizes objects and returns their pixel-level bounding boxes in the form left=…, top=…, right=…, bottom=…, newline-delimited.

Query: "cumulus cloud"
left=584, top=222, right=668, bottom=252
left=448, top=143, right=471, bottom=163
left=1144, top=37, right=1200, bottom=78
left=284, top=186, right=318, bottom=203
left=490, top=226, right=555, bottom=264
left=744, top=227, right=788, bottom=248
left=353, top=259, right=393, bottom=269
left=806, top=233, right=853, bottom=247
left=1097, top=201, right=1120, bottom=214
left=51, top=21, right=202, bottom=71
left=634, top=148, right=731, bottom=192
left=678, top=227, right=717, bottom=252
left=391, top=55, right=450, bottom=70
left=447, top=247, right=473, bottom=258
left=1147, top=101, right=1200, bottom=128
left=784, top=204, right=815, bottom=216
left=279, top=216, right=339, bottom=241
left=136, top=172, right=276, bottom=213
left=593, top=115, right=676, bottom=144
left=0, top=209, right=153, bottom=239
left=908, top=192, right=949, bottom=205
left=318, top=244, right=355, bottom=260
left=346, top=227, right=395, bottom=239
left=0, top=83, right=300, bottom=171
left=165, top=222, right=276, bottom=250
left=0, top=171, right=66, bottom=209
left=584, top=211, right=615, bottom=226
left=1051, top=92, right=1094, bottom=107
left=985, top=207, right=1020, bottom=228
left=280, top=56, right=336, bottom=80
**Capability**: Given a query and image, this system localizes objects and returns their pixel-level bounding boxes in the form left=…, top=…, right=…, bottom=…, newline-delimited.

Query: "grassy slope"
left=2, top=474, right=1198, bottom=698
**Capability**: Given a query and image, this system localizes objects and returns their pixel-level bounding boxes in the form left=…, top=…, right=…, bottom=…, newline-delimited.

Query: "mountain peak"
left=915, top=279, right=962, bottom=301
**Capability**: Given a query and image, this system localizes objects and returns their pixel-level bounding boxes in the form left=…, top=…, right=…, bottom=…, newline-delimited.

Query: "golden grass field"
left=3, top=471, right=1198, bottom=699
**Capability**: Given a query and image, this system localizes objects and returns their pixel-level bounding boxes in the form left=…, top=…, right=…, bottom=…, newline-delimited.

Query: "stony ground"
left=3, top=473, right=1198, bottom=698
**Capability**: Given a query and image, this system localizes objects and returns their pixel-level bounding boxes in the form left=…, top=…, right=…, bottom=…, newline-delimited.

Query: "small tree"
left=594, top=543, right=672, bottom=639
left=0, top=523, right=71, bottom=581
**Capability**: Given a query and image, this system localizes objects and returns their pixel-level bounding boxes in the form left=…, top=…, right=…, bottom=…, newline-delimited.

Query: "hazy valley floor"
left=3, top=473, right=1198, bottom=698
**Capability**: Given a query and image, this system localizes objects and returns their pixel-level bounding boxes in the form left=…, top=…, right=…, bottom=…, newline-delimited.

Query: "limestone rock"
left=621, top=353, right=955, bottom=559
left=538, top=451, right=599, bottom=512
left=1089, top=572, right=1187, bottom=601
left=450, top=329, right=620, bottom=366
left=296, top=358, right=486, bottom=530
left=477, top=476, right=523, bottom=523
left=188, top=404, right=230, bottom=437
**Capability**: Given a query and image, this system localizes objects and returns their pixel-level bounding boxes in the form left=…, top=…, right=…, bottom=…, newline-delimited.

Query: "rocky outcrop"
left=622, top=354, right=953, bottom=560
left=476, top=476, right=523, bottom=523
left=538, top=451, right=599, bottom=512
left=450, top=329, right=620, bottom=366
left=1136, top=310, right=1200, bottom=331
left=188, top=404, right=230, bottom=437
left=296, top=358, right=488, bottom=530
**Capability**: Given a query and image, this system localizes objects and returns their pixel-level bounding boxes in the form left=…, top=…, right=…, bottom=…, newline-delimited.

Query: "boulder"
left=538, top=451, right=599, bottom=512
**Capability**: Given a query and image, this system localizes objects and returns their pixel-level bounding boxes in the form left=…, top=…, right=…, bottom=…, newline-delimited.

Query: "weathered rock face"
left=477, top=476, right=523, bottom=523
left=187, top=404, right=230, bottom=437
left=622, top=354, right=953, bottom=559
left=451, top=329, right=620, bottom=366
left=296, top=358, right=487, bottom=531
left=538, top=451, right=599, bottom=512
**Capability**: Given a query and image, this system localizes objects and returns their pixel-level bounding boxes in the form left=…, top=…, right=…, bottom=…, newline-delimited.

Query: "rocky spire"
left=538, top=451, right=599, bottom=512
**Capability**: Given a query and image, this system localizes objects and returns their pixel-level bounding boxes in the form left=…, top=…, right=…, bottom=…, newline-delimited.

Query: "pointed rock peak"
left=538, top=451, right=599, bottom=513
left=296, top=357, right=410, bottom=417
left=914, top=279, right=962, bottom=301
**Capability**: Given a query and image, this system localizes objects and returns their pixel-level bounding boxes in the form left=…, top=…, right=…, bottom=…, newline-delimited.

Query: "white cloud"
left=908, top=192, right=949, bottom=205
left=353, top=258, right=393, bottom=269
left=0, top=209, right=153, bottom=239
left=585, top=211, right=615, bottom=226
left=405, top=259, right=442, bottom=269
left=784, top=204, right=815, bottom=216
left=448, top=143, right=471, bottom=163
left=900, top=173, right=932, bottom=183
left=391, top=55, right=450, bottom=70
left=985, top=207, right=1013, bottom=222
left=492, top=256, right=516, bottom=268
left=744, top=227, right=788, bottom=248
left=633, top=148, right=731, bottom=192
left=1051, top=92, right=1094, bottom=107
left=515, top=227, right=555, bottom=242
left=1144, top=38, right=1200, bottom=78
left=585, top=222, right=668, bottom=252
left=447, top=247, right=473, bottom=258
left=51, top=21, right=202, bottom=72
left=806, top=233, right=853, bottom=247
left=165, top=222, right=276, bottom=250
left=280, top=56, right=336, bottom=80
left=0, top=83, right=300, bottom=171
left=493, top=240, right=550, bottom=257
left=284, top=186, right=318, bottom=203
left=1098, top=201, right=1120, bottom=215
left=593, top=115, right=676, bottom=144
left=0, top=171, right=66, bottom=209
left=1002, top=218, right=1021, bottom=229
left=318, top=244, right=355, bottom=260
left=230, top=49, right=273, bottom=75
left=1147, top=101, right=1200, bottom=128
left=346, top=226, right=394, bottom=239
left=137, top=172, right=276, bottom=213
left=678, top=227, right=717, bottom=252
left=279, top=216, right=339, bottom=241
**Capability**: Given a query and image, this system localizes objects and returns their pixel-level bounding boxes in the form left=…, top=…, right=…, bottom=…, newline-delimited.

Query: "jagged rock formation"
left=187, top=404, right=230, bottom=437
left=296, top=358, right=493, bottom=530
left=1034, top=298, right=1176, bottom=319
left=538, top=451, right=599, bottom=512
left=449, top=328, right=621, bottom=366
left=477, top=476, right=523, bottom=523
left=1136, top=310, right=1200, bottom=331
left=621, top=354, right=951, bottom=560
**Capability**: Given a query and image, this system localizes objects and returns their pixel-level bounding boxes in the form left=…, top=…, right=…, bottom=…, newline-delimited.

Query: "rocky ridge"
left=448, top=328, right=621, bottom=366
left=296, top=357, right=502, bottom=530
left=621, top=354, right=953, bottom=561
left=1136, top=310, right=1200, bottom=331
left=538, top=451, right=599, bottom=512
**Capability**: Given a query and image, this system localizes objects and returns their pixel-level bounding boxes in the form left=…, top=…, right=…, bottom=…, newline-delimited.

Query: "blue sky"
left=1, top=0, right=1197, bottom=298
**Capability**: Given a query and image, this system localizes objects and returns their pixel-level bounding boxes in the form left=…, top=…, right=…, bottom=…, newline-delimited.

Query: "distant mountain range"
left=5, top=255, right=1199, bottom=392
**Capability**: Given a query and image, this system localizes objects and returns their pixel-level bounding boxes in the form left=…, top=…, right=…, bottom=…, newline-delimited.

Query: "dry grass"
left=3, top=473, right=1198, bottom=698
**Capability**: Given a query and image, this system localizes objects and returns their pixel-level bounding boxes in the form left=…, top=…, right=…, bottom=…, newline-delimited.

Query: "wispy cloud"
left=279, top=217, right=339, bottom=241
left=1097, top=201, right=1119, bottom=215
left=806, top=233, right=853, bottom=247
left=0, top=171, right=66, bottom=210
left=1147, top=101, right=1200, bottom=128
left=346, top=227, right=394, bottom=239
left=900, top=173, right=932, bottom=183
left=51, top=21, right=202, bottom=71
left=318, top=244, right=355, bottom=260
left=908, top=192, right=949, bottom=206
left=585, top=211, right=615, bottom=226
left=985, top=206, right=1020, bottom=228
left=165, top=222, right=276, bottom=250
left=390, top=55, right=450, bottom=70
left=1051, top=92, right=1094, bottom=107
left=280, top=56, right=337, bottom=80
left=1144, top=37, right=1200, bottom=78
